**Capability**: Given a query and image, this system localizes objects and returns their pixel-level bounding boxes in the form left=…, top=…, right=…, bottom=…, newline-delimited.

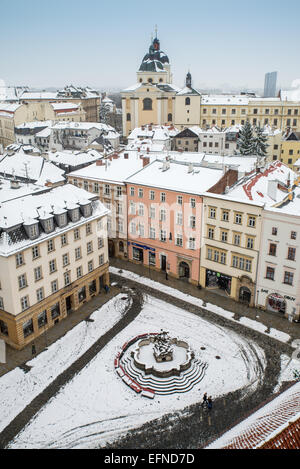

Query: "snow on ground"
left=273, top=354, right=300, bottom=393
left=0, top=294, right=130, bottom=434
left=110, top=267, right=292, bottom=345
left=10, top=295, right=266, bottom=449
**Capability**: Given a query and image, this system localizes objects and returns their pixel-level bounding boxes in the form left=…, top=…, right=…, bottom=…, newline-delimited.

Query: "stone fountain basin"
left=132, top=337, right=194, bottom=378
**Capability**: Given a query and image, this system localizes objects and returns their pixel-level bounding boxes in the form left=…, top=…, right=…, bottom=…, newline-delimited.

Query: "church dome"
left=139, top=37, right=169, bottom=72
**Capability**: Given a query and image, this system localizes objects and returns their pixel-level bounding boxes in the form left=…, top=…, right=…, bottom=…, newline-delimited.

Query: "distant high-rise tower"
left=264, top=71, right=277, bottom=98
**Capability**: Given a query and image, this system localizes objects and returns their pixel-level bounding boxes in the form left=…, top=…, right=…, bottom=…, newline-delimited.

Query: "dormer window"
left=58, top=213, right=67, bottom=227
left=69, top=208, right=80, bottom=222
left=80, top=202, right=92, bottom=218
left=24, top=222, right=39, bottom=240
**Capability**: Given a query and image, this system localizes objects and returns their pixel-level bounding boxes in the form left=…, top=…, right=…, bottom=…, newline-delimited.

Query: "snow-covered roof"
left=128, top=125, right=178, bottom=142
left=0, top=149, right=65, bottom=185
left=68, top=154, right=145, bottom=185
left=201, top=95, right=249, bottom=106
left=226, top=161, right=297, bottom=207
left=207, top=382, right=300, bottom=449
left=51, top=102, right=79, bottom=112
left=48, top=149, right=102, bottom=167
left=126, top=159, right=224, bottom=195
left=51, top=121, right=115, bottom=133
left=0, top=184, right=109, bottom=255
left=176, top=86, right=201, bottom=96
left=0, top=103, right=22, bottom=116
left=15, top=120, right=53, bottom=130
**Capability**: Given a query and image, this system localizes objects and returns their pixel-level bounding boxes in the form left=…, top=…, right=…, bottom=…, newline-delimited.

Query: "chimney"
left=143, top=157, right=150, bottom=167
left=96, top=159, right=103, bottom=166
left=188, top=163, right=194, bottom=173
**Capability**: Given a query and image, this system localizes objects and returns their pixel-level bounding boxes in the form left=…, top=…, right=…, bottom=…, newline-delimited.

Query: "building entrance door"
left=161, top=255, right=167, bottom=272
left=66, top=295, right=72, bottom=314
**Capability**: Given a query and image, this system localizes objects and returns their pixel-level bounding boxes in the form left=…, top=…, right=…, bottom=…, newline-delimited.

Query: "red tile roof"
left=259, top=417, right=300, bottom=449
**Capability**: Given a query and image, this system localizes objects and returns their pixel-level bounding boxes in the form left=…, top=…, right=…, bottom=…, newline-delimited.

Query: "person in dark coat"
left=32, top=343, right=36, bottom=356
left=104, top=285, right=109, bottom=294
left=201, top=392, right=208, bottom=407
left=207, top=396, right=213, bottom=410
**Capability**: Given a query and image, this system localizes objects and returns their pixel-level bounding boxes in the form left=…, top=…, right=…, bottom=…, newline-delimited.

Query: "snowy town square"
left=1, top=0, right=300, bottom=452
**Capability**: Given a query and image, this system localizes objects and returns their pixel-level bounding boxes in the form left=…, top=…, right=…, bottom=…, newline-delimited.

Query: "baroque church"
left=121, top=35, right=201, bottom=136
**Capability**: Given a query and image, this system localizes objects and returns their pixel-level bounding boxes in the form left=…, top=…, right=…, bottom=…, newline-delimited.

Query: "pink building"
left=125, top=160, right=224, bottom=284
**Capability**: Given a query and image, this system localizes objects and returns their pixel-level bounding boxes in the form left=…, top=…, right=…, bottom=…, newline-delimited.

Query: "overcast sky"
left=1, top=0, right=299, bottom=92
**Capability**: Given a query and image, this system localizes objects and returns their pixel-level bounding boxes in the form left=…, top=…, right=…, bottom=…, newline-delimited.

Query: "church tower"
left=136, top=36, right=172, bottom=85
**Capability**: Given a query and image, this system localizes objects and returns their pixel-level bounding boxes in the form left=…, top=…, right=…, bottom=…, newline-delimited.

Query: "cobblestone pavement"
left=0, top=286, right=120, bottom=378
left=102, top=273, right=295, bottom=449
left=0, top=260, right=298, bottom=449
left=110, top=257, right=300, bottom=344
left=0, top=289, right=143, bottom=449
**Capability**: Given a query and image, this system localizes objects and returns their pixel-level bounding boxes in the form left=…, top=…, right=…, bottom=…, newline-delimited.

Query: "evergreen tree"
left=253, top=125, right=269, bottom=157
left=236, top=121, right=255, bottom=156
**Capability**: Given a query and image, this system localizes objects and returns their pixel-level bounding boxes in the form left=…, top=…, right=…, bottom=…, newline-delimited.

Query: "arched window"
left=126, top=113, right=131, bottom=121
left=143, top=98, right=152, bottom=111
left=185, top=97, right=191, bottom=106
left=159, top=78, right=163, bottom=83
left=168, top=113, right=172, bottom=122
left=148, top=78, right=153, bottom=83
left=139, top=78, right=143, bottom=83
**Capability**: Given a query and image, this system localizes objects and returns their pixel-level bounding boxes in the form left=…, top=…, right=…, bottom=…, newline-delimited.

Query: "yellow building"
left=280, top=131, right=300, bottom=168
left=122, top=36, right=300, bottom=137
left=0, top=102, right=86, bottom=149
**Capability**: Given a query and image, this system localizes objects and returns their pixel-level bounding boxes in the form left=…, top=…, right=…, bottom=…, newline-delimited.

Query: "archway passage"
left=179, top=261, right=190, bottom=279
left=239, top=286, right=251, bottom=304
left=267, top=293, right=286, bottom=314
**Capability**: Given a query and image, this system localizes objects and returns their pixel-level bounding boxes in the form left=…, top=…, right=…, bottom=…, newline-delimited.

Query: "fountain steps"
left=120, top=356, right=208, bottom=395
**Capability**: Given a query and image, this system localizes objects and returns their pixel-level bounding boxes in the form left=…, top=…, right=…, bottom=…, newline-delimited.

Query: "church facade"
left=122, top=36, right=300, bottom=137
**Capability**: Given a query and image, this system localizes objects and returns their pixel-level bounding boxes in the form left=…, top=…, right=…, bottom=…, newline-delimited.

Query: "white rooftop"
left=126, top=159, right=224, bottom=195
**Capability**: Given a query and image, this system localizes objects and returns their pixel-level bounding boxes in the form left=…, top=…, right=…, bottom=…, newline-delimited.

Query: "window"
left=86, top=223, right=92, bottom=235
left=138, top=204, right=144, bottom=216
left=190, top=216, right=196, bottom=229
left=21, top=296, right=29, bottom=312
left=138, top=188, right=143, bottom=198
left=222, top=210, right=229, bottom=222
left=160, top=230, right=166, bottom=242
left=61, top=234, right=67, bottom=247
left=288, top=247, right=296, bottom=261
left=143, top=98, right=152, bottom=110
left=84, top=181, right=89, bottom=191
left=247, top=237, right=254, bottom=249
left=284, top=271, right=294, bottom=285
left=130, top=187, right=135, bottom=197
left=62, top=253, right=69, bottom=266
left=149, top=190, right=155, bottom=200
left=98, top=238, right=104, bottom=249
left=269, top=244, right=277, bottom=256
left=23, top=318, right=33, bottom=337
left=248, top=216, right=256, bottom=227
left=129, top=201, right=136, bottom=215
left=291, top=231, right=297, bottom=240
left=160, top=208, right=166, bottom=221
left=208, top=227, right=214, bottom=240
left=16, top=252, right=24, bottom=267
left=207, top=248, right=213, bottom=260
left=51, top=303, right=60, bottom=320
left=88, top=260, right=93, bottom=272
left=32, top=246, right=40, bottom=260
left=149, top=251, right=156, bottom=265
left=18, top=274, right=27, bottom=289
left=0, top=319, right=8, bottom=336
left=48, top=239, right=55, bottom=252
left=138, top=223, right=144, bottom=236
left=221, top=231, right=228, bottom=242
left=51, top=279, right=58, bottom=293
left=116, top=186, right=122, bottom=197
left=99, top=254, right=105, bottom=266
left=185, top=97, right=190, bottom=106
left=176, top=212, right=183, bottom=225
left=220, top=252, right=226, bottom=264
left=49, top=259, right=57, bottom=273
left=177, top=195, right=183, bottom=205
left=266, top=267, right=275, bottom=280
left=38, top=311, right=47, bottom=329
left=74, top=228, right=80, bottom=240
left=93, top=182, right=99, bottom=193
left=34, top=266, right=42, bottom=281
left=149, top=227, right=156, bottom=239
left=64, top=271, right=71, bottom=286
left=233, top=234, right=241, bottom=246
left=235, top=213, right=242, bottom=224
left=150, top=206, right=155, bottom=219
left=168, top=113, right=172, bottom=122
left=272, top=227, right=278, bottom=236
left=209, top=207, right=216, bottom=219
left=161, top=192, right=166, bottom=202
left=130, top=222, right=136, bottom=235
left=104, top=184, right=110, bottom=196
left=87, top=241, right=93, bottom=254
left=126, top=113, right=131, bottom=122
left=0, top=297, right=4, bottom=310
left=36, top=287, right=44, bottom=302
left=188, top=237, right=196, bottom=250
left=176, top=233, right=183, bottom=247
left=190, top=198, right=196, bottom=208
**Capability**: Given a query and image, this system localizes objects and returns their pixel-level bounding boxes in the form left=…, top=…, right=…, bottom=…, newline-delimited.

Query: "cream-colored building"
left=122, top=36, right=300, bottom=137
left=0, top=182, right=109, bottom=349
left=0, top=102, right=86, bottom=149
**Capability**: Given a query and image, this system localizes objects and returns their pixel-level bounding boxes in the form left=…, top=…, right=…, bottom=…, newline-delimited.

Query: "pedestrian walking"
left=207, top=396, right=213, bottom=410
left=104, top=284, right=109, bottom=294
left=31, top=343, right=36, bottom=356
left=201, top=392, right=208, bottom=408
